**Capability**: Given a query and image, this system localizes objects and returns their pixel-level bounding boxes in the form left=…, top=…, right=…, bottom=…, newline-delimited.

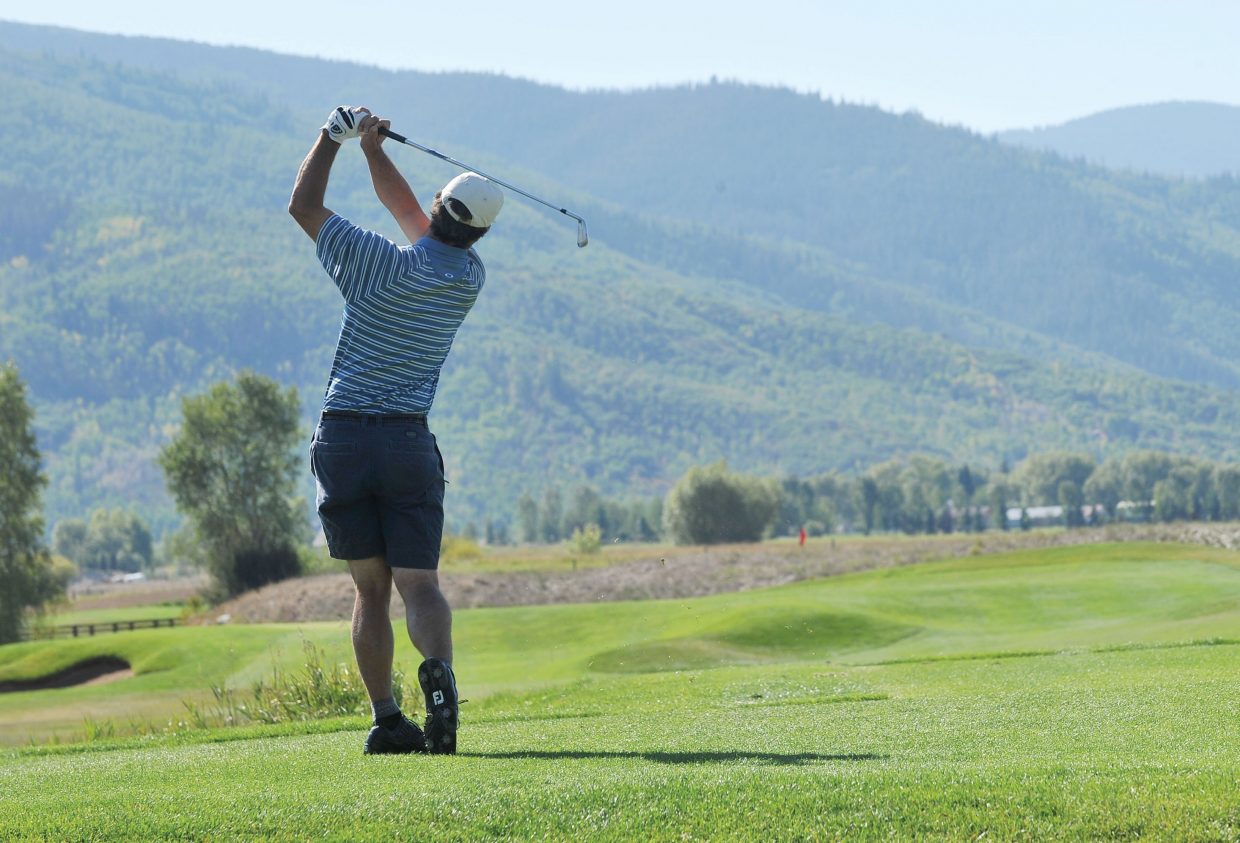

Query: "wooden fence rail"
left=23, top=617, right=181, bottom=641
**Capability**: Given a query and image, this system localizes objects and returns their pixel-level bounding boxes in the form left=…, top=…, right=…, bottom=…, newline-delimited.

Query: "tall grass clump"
left=184, top=640, right=415, bottom=729
left=41, top=640, right=417, bottom=745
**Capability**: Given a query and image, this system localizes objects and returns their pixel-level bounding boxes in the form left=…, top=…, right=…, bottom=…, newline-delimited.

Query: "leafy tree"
left=484, top=519, right=511, bottom=545
left=515, top=493, right=540, bottom=544
left=776, top=478, right=815, bottom=537
left=987, top=482, right=1010, bottom=531
left=52, top=518, right=89, bottom=565
left=1118, top=451, right=1183, bottom=505
left=1153, top=478, right=1190, bottom=522
left=159, top=372, right=305, bottom=597
left=1184, top=463, right=1217, bottom=521
left=1058, top=481, right=1085, bottom=527
left=1153, top=464, right=1213, bottom=522
left=562, top=485, right=605, bottom=538
left=865, top=461, right=907, bottom=532
left=54, top=509, right=152, bottom=572
left=1215, top=465, right=1240, bottom=521
left=630, top=498, right=664, bottom=542
left=1014, top=452, right=1096, bottom=505
left=957, top=465, right=977, bottom=502
left=540, top=488, right=563, bottom=543
left=1083, top=460, right=1125, bottom=517
left=854, top=476, right=879, bottom=535
left=0, top=363, right=65, bottom=642
left=568, top=523, right=602, bottom=555
left=663, top=462, right=780, bottom=545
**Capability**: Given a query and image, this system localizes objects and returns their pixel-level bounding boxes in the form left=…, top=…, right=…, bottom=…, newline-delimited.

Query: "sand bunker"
left=0, top=657, right=134, bottom=693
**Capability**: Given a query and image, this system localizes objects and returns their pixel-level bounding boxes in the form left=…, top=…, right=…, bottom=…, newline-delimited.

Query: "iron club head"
left=576, top=218, right=589, bottom=248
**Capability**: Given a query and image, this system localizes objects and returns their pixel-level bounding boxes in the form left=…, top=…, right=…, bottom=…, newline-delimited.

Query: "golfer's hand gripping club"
left=378, top=126, right=589, bottom=248
left=323, top=106, right=371, bottom=143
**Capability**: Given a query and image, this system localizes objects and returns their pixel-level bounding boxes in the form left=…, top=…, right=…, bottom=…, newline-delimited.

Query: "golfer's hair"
left=429, top=192, right=488, bottom=249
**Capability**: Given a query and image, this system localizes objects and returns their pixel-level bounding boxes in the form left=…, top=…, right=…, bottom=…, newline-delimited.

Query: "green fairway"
left=2, top=542, right=1239, bottom=839
left=47, top=603, right=186, bottom=628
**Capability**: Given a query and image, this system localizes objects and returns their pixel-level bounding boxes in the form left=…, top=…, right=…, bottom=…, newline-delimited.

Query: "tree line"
left=520, top=450, right=1240, bottom=547
left=8, top=361, right=1240, bottom=642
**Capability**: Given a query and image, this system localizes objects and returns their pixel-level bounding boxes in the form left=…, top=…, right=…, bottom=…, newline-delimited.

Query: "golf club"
left=378, top=127, right=589, bottom=248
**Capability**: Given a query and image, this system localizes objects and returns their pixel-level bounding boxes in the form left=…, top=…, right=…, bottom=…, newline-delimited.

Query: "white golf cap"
left=441, top=172, right=504, bottom=228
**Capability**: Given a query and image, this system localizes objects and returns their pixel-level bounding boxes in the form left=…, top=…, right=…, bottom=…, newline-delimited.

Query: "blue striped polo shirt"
left=316, top=214, right=485, bottom=413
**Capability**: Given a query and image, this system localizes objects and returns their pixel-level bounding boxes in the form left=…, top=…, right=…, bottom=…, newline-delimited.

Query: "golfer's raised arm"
left=359, top=115, right=431, bottom=243
left=288, top=130, right=339, bottom=240
left=290, top=106, right=375, bottom=240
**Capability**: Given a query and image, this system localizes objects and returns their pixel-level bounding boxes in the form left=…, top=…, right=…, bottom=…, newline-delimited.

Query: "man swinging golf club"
left=289, top=105, right=503, bottom=754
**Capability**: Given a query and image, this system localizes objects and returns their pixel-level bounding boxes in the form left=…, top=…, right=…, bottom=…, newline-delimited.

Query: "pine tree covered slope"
left=2, top=25, right=1240, bottom=532
left=5, top=21, right=1240, bottom=388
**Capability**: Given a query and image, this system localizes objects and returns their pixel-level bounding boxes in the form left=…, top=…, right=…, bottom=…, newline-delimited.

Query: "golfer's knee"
left=348, top=556, right=392, bottom=605
left=392, top=570, right=444, bottom=606
left=353, top=577, right=391, bottom=607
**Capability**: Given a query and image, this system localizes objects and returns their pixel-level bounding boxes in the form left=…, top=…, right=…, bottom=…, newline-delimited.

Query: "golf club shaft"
left=378, top=126, right=587, bottom=230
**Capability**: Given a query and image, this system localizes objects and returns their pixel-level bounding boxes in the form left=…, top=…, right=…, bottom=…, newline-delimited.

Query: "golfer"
left=288, top=106, right=503, bottom=755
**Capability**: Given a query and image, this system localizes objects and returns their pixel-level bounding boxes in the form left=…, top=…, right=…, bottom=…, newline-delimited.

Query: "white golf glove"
left=322, top=106, right=370, bottom=143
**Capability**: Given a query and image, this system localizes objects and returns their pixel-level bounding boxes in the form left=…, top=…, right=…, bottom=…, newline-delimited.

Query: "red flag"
left=798, top=527, right=807, bottom=547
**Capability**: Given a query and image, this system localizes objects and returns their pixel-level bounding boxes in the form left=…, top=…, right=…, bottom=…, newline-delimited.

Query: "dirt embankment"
left=213, top=523, right=1240, bottom=624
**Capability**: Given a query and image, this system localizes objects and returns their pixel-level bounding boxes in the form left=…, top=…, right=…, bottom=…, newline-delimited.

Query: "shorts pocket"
left=310, top=439, right=357, bottom=482
left=313, top=441, right=356, bottom=455
left=380, top=442, right=443, bottom=502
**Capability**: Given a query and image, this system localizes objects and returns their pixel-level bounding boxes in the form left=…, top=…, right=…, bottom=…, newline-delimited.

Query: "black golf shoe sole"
left=419, top=658, right=459, bottom=755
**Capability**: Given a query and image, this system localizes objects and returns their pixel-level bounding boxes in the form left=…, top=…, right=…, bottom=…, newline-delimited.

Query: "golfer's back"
left=316, top=214, right=485, bottom=414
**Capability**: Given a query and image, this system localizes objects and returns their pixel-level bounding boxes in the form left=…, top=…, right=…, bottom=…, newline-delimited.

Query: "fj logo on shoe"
left=432, top=690, right=445, bottom=706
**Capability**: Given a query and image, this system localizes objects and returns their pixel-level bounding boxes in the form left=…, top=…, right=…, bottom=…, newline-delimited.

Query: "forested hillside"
left=3, top=21, right=1240, bottom=536
left=7, top=22, right=1240, bottom=388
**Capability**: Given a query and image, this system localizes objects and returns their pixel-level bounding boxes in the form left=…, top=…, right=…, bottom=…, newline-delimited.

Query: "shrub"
left=568, top=523, right=602, bottom=555
left=663, top=462, right=780, bottom=545
left=441, top=533, right=484, bottom=564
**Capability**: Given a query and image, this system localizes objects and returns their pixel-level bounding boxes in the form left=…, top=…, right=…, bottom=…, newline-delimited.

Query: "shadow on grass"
left=464, top=750, right=885, bottom=765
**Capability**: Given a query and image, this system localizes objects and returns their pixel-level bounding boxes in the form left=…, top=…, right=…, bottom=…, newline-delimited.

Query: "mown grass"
left=1, top=542, right=1238, bottom=839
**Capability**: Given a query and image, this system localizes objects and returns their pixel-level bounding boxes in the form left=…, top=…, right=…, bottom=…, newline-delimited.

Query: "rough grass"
left=0, top=626, right=352, bottom=745
left=1, top=542, right=1239, bottom=839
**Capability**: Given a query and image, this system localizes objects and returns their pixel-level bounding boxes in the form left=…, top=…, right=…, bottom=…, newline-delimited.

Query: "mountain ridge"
left=999, top=101, right=1240, bottom=179
left=3, top=23, right=1240, bottom=534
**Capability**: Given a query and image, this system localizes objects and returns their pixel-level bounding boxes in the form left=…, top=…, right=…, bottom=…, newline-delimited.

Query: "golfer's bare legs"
left=392, top=568, right=453, bottom=664
left=347, top=556, right=395, bottom=702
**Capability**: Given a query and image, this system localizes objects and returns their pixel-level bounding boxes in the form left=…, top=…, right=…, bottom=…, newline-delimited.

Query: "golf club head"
left=576, top=218, right=589, bottom=248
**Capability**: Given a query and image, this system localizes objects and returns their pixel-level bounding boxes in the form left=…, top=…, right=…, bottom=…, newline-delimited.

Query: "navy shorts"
left=310, top=412, right=446, bottom=569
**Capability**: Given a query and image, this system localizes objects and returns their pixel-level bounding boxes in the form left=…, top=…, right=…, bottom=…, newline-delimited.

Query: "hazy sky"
left=4, top=1, right=1239, bottom=132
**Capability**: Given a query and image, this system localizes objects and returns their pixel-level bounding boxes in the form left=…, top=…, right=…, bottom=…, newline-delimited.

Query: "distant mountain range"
left=999, top=101, right=1240, bottom=179
left=2, top=20, right=1240, bottom=536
